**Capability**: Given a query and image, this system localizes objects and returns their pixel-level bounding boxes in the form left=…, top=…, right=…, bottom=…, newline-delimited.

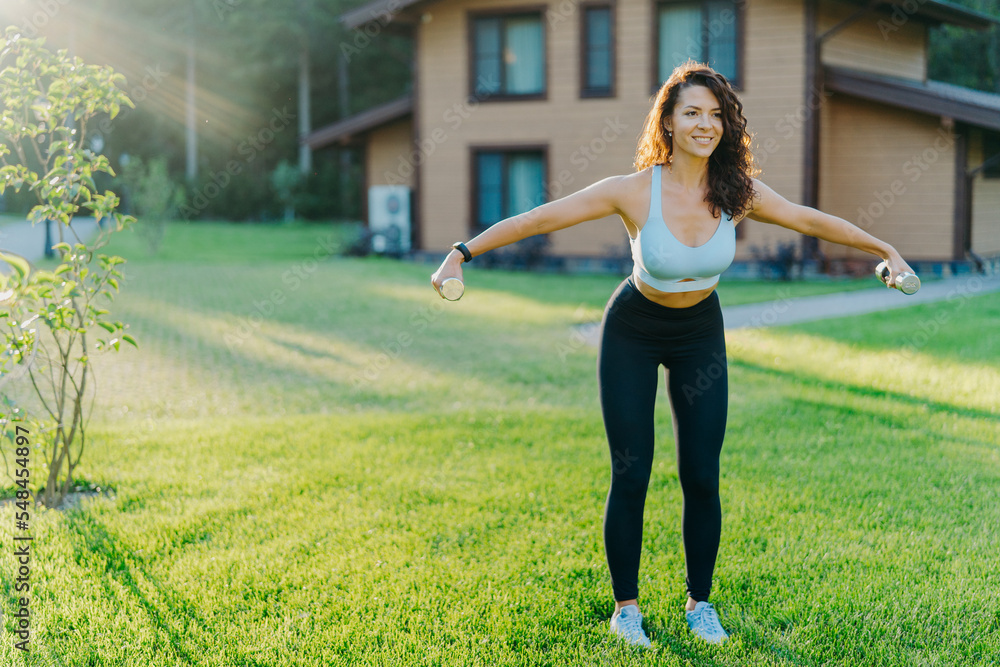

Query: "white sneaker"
left=610, top=605, right=653, bottom=648
left=686, top=601, right=729, bottom=644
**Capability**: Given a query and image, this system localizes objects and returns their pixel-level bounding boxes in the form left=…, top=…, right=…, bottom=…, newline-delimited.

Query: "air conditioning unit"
left=368, top=185, right=411, bottom=254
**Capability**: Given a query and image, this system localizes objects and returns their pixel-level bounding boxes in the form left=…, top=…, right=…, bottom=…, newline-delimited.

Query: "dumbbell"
left=875, top=261, right=920, bottom=295
left=439, top=277, right=465, bottom=301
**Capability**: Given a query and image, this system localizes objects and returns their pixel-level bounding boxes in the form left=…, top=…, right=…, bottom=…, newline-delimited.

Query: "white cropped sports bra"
left=629, top=164, right=736, bottom=293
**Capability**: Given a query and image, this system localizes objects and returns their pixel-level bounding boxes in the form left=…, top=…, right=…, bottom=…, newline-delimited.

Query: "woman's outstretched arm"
left=431, top=175, right=628, bottom=295
left=745, top=179, right=916, bottom=280
left=453, top=175, right=626, bottom=261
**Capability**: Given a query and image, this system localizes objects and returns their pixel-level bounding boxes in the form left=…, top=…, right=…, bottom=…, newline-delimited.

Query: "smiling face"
left=664, top=85, right=724, bottom=160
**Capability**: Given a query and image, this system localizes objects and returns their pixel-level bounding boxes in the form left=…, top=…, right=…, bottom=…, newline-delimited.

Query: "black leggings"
left=597, top=276, right=728, bottom=603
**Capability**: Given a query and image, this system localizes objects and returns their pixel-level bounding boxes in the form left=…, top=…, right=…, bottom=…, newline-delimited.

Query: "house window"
left=581, top=5, right=614, bottom=98
left=472, top=13, right=546, bottom=98
left=474, top=150, right=547, bottom=227
left=657, top=1, right=740, bottom=88
left=984, top=132, right=1000, bottom=179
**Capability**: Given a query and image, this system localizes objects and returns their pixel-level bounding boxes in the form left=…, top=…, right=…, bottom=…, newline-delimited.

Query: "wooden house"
left=308, top=0, right=1000, bottom=273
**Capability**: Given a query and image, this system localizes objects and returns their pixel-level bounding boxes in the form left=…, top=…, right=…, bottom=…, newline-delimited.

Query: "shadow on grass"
left=731, top=359, right=999, bottom=424
left=59, top=508, right=288, bottom=667
left=60, top=511, right=202, bottom=664
left=106, top=303, right=360, bottom=394
left=781, top=394, right=1000, bottom=455
left=108, top=285, right=592, bottom=412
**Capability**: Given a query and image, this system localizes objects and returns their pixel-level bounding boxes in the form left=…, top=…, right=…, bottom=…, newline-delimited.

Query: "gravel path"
left=0, top=217, right=102, bottom=269
left=575, top=272, right=1000, bottom=346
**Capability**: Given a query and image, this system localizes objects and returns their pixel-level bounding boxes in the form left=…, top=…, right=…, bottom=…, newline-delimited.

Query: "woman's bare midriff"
left=617, top=176, right=731, bottom=310
left=633, top=275, right=717, bottom=309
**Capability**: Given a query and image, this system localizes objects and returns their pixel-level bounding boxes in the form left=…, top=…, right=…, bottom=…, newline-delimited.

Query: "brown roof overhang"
left=342, top=0, right=999, bottom=30
left=824, top=66, right=1000, bottom=132
left=302, top=95, right=413, bottom=150
left=341, top=0, right=427, bottom=30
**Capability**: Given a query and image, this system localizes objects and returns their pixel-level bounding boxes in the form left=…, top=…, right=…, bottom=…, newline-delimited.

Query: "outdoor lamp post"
left=44, top=219, right=53, bottom=258
left=32, top=96, right=57, bottom=259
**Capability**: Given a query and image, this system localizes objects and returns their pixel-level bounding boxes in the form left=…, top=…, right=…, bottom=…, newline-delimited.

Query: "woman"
left=431, top=61, right=915, bottom=648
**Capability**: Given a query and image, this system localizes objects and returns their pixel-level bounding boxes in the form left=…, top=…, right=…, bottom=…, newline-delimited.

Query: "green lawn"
left=1, top=221, right=997, bottom=666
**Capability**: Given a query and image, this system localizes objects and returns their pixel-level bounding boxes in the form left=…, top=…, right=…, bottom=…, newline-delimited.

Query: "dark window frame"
left=579, top=1, right=617, bottom=99
left=984, top=131, right=1000, bottom=179
left=651, top=0, right=746, bottom=93
left=469, top=144, right=550, bottom=233
left=467, top=8, right=549, bottom=103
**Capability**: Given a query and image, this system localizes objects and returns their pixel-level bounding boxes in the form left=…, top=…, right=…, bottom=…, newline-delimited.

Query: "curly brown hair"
left=634, top=61, right=758, bottom=220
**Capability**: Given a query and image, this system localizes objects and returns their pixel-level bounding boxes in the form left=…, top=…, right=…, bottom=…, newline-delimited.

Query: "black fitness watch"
left=452, top=242, right=472, bottom=263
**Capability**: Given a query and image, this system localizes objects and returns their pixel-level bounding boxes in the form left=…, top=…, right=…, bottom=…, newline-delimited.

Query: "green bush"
left=118, top=156, right=184, bottom=254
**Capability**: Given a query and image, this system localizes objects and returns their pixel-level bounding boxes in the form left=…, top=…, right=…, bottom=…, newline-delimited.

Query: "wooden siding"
left=734, top=0, right=807, bottom=260
left=366, top=118, right=416, bottom=188
left=416, top=0, right=810, bottom=260
left=417, top=0, right=640, bottom=257
left=969, top=129, right=1000, bottom=256
left=818, top=95, right=955, bottom=261
left=819, top=0, right=926, bottom=80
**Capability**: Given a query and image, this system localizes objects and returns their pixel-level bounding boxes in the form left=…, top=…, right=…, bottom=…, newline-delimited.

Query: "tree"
left=0, top=28, right=136, bottom=508
left=928, top=0, right=1000, bottom=92
left=2, top=0, right=412, bottom=222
